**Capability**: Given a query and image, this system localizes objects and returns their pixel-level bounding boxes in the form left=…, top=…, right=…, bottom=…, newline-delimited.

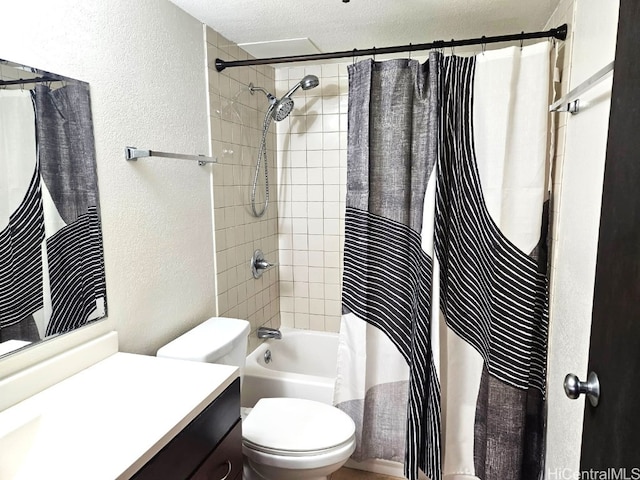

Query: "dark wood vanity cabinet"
left=132, top=378, right=242, bottom=480
left=190, top=421, right=242, bottom=480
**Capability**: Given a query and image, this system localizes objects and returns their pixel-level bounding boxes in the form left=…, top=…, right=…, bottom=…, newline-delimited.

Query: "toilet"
left=156, top=317, right=356, bottom=480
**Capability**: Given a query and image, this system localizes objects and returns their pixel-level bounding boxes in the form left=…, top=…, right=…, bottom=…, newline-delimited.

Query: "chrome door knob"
left=564, top=371, right=600, bottom=407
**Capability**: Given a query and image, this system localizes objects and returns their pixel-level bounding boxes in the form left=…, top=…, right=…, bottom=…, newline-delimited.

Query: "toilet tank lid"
left=156, top=317, right=250, bottom=362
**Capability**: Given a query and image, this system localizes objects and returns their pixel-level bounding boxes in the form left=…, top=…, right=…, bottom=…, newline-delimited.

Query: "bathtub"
left=241, top=327, right=338, bottom=408
left=242, top=326, right=408, bottom=478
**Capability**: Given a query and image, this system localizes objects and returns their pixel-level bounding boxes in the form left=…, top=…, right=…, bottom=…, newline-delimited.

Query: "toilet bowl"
left=242, top=397, right=356, bottom=480
left=157, top=317, right=356, bottom=480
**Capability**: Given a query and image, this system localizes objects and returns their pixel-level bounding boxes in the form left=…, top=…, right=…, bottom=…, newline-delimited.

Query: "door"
left=580, top=0, right=640, bottom=469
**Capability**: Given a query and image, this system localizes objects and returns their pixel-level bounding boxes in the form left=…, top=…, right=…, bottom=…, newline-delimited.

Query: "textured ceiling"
left=170, top=0, right=563, bottom=59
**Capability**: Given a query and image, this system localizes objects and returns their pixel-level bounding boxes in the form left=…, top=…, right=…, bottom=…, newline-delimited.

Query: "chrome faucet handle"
left=255, top=258, right=274, bottom=270
left=251, top=249, right=277, bottom=279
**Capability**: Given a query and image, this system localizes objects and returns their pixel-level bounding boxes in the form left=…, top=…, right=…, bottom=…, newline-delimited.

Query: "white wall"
left=0, top=0, right=216, bottom=369
left=545, top=0, right=619, bottom=474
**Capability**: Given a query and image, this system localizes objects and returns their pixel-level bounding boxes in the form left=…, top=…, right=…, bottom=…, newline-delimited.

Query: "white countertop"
left=0, top=352, right=238, bottom=480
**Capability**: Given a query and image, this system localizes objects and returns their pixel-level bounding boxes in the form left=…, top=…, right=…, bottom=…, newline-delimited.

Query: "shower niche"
left=0, top=59, right=107, bottom=355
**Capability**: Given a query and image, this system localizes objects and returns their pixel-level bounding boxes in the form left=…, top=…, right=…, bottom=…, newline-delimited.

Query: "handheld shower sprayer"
left=249, top=74, right=319, bottom=123
left=283, top=74, right=321, bottom=98
left=249, top=74, right=320, bottom=217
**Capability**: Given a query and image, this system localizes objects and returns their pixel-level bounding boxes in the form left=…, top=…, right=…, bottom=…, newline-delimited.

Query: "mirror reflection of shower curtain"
left=0, top=84, right=105, bottom=343
left=32, top=84, right=106, bottom=337
left=335, top=42, right=551, bottom=480
left=0, top=90, right=44, bottom=342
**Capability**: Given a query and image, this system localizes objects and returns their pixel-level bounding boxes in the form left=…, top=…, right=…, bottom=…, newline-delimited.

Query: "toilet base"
left=243, top=456, right=340, bottom=480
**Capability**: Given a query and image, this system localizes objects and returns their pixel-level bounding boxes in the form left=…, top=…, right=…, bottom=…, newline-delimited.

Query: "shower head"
left=249, top=74, right=320, bottom=218
left=284, top=74, right=320, bottom=98
left=272, top=97, right=295, bottom=121
left=250, top=74, right=320, bottom=122
left=301, top=74, right=320, bottom=89
left=272, top=75, right=320, bottom=122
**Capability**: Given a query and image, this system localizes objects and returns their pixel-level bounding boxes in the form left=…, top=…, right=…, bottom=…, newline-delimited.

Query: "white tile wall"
left=205, top=27, right=280, bottom=352
left=275, top=62, right=350, bottom=333
left=545, top=0, right=576, bottom=254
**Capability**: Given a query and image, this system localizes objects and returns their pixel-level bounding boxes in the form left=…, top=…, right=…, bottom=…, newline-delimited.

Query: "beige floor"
left=330, top=467, right=404, bottom=479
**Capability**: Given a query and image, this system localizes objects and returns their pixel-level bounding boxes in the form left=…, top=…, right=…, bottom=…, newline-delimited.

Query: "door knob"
left=564, top=371, right=600, bottom=407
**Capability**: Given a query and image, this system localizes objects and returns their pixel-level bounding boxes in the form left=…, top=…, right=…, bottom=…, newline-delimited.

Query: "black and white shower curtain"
left=335, top=42, right=551, bottom=480
left=0, top=84, right=106, bottom=343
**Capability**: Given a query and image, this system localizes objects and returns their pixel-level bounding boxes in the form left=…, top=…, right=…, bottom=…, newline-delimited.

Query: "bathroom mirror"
left=0, top=59, right=107, bottom=358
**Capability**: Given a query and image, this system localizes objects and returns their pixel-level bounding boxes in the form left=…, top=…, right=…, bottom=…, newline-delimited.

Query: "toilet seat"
left=243, top=436, right=356, bottom=471
left=242, top=397, right=356, bottom=470
left=244, top=436, right=355, bottom=457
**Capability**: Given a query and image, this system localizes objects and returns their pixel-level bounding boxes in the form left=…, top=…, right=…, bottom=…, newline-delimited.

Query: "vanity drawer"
left=132, top=378, right=240, bottom=480
left=190, top=420, right=242, bottom=480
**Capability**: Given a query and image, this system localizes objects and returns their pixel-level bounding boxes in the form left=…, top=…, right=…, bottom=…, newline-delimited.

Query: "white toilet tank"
left=156, top=317, right=250, bottom=369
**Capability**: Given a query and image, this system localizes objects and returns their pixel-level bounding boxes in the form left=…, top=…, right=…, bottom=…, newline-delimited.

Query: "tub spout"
left=257, top=327, right=282, bottom=340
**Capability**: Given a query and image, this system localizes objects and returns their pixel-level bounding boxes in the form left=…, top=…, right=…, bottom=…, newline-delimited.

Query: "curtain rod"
left=215, top=24, right=567, bottom=72
left=0, top=76, right=60, bottom=86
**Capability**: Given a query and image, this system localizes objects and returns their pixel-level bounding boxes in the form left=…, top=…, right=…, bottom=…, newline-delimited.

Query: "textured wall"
left=0, top=0, right=215, bottom=362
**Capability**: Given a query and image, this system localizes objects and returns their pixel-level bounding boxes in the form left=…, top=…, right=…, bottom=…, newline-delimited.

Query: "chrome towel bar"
left=550, top=61, right=614, bottom=114
left=125, top=147, right=217, bottom=165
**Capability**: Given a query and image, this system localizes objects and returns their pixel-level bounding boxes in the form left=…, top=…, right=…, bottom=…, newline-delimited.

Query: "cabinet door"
left=191, top=421, right=243, bottom=480
left=133, top=378, right=240, bottom=480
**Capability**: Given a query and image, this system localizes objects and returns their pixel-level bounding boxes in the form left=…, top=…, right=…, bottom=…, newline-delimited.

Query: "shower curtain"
left=335, top=42, right=551, bottom=480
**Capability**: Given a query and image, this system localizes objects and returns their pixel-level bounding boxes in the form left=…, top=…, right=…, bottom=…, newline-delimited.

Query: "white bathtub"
left=242, top=326, right=408, bottom=478
left=241, top=327, right=338, bottom=408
